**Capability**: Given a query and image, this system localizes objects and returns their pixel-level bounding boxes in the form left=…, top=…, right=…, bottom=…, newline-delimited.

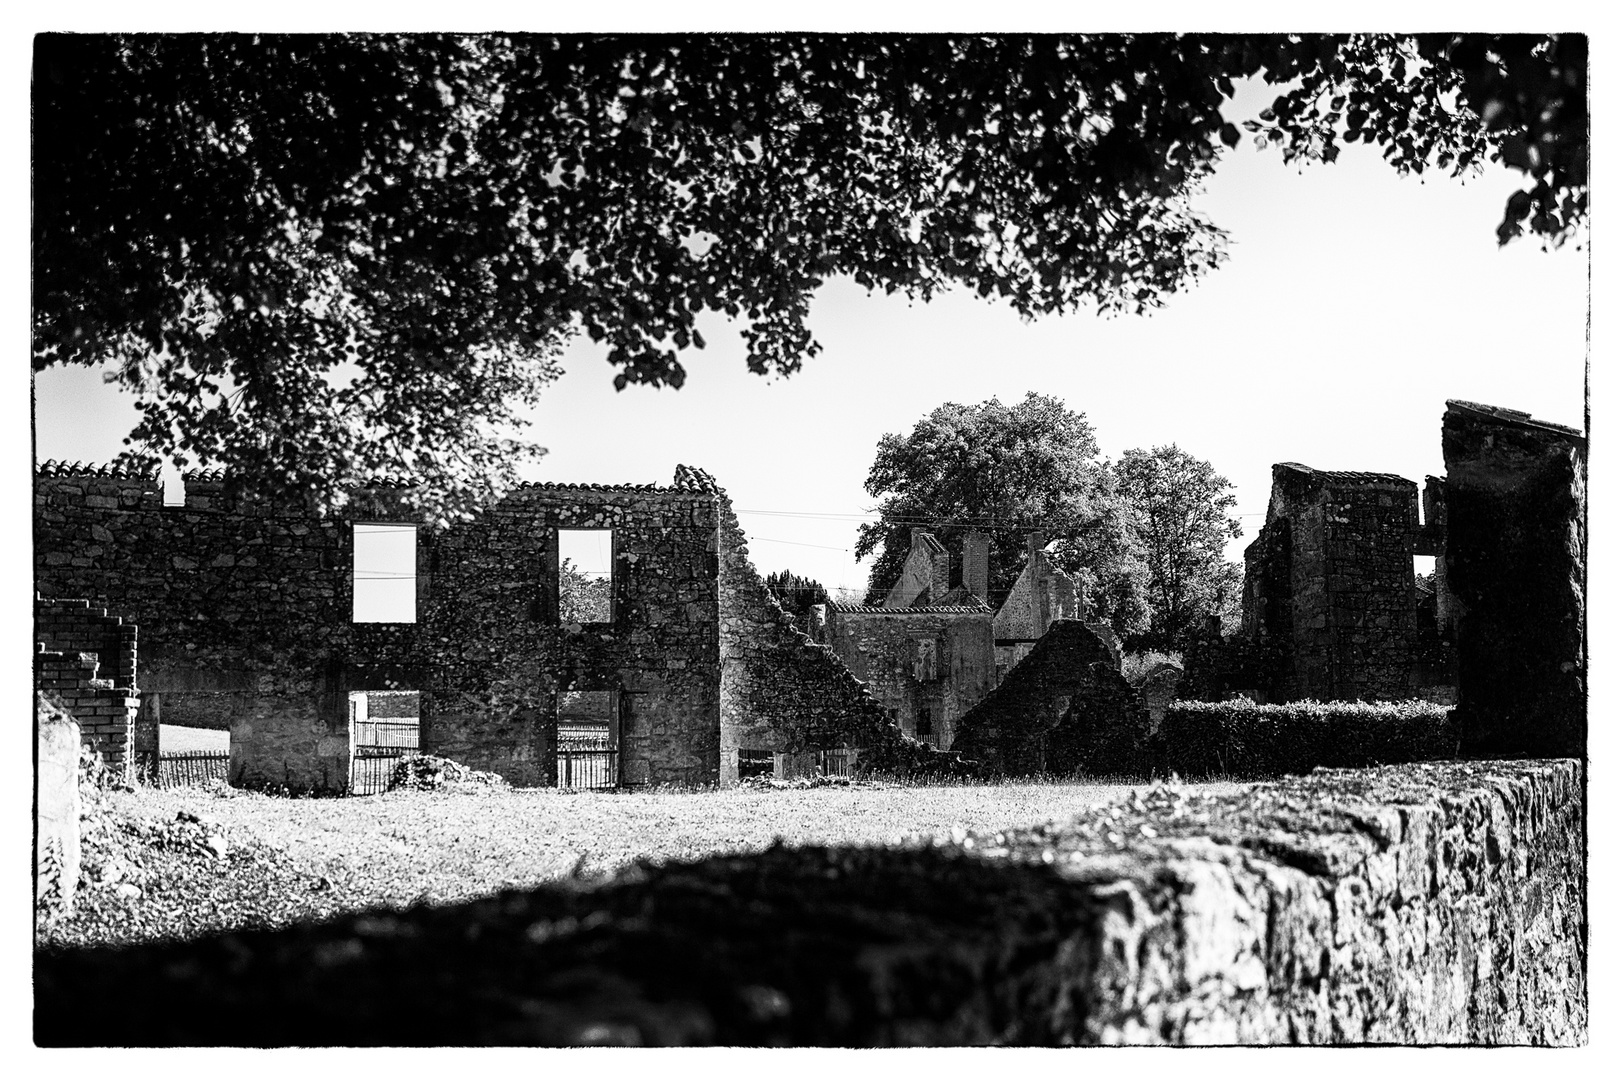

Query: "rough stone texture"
left=881, top=528, right=951, bottom=608
left=1441, top=401, right=1586, bottom=758
left=992, top=538, right=1084, bottom=683
left=35, top=693, right=81, bottom=916
left=818, top=603, right=994, bottom=750
left=1243, top=464, right=1428, bottom=701
left=35, top=462, right=943, bottom=790
left=33, top=759, right=1583, bottom=1046
left=1134, top=661, right=1184, bottom=730
left=714, top=491, right=946, bottom=782
left=952, top=621, right=1145, bottom=776
left=423, top=478, right=724, bottom=788
left=231, top=703, right=352, bottom=792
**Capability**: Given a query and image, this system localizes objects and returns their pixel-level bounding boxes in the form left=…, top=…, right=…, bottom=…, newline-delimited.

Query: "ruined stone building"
left=811, top=529, right=995, bottom=750
left=33, top=462, right=934, bottom=792
left=1226, top=462, right=1449, bottom=703
left=991, top=532, right=1092, bottom=681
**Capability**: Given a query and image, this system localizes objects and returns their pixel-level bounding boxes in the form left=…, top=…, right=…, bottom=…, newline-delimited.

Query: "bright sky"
left=28, top=76, right=1589, bottom=601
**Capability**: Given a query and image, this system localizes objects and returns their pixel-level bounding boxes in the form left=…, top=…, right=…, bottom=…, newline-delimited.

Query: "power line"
left=748, top=536, right=852, bottom=551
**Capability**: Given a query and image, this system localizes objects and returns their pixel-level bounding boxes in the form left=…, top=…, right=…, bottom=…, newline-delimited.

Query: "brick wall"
left=34, top=595, right=141, bottom=777
left=35, top=648, right=139, bottom=783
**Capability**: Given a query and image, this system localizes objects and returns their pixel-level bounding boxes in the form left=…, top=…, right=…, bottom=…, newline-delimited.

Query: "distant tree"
left=763, top=570, right=831, bottom=627
left=1113, top=445, right=1243, bottom=650
left=33, top=34, right=1583, bottom=516
left=856, top=393, right=1149, bottom=636
left=558, top=557, right=611, bottom=623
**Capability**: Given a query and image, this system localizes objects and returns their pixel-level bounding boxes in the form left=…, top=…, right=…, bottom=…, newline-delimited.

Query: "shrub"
left=1153, top=699, right=1458, bottom=780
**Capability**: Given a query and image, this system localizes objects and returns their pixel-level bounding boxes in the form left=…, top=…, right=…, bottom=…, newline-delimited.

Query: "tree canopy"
left=33, top=33, right=1585, bottom=515
left=1113, top=445, right=1243, bottom=650
left=763, top=570, right=831, bottom=627
left=855, top=393, right=1148, bottom=633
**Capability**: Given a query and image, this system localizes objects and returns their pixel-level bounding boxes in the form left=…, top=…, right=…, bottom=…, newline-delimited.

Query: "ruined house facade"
left=1230, top=462, right=1449, bottom=702
left=33, top=463, right=930, bottom=792
left=812, top=529, right=995, bottom=750
left=991, top=532, right=1088, bottom=681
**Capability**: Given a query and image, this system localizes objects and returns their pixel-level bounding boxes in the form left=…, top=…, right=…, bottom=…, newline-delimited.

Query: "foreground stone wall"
left=1441, top=401, right=1586, bottom=757
left=33, top=759, right=1583, bottom=1046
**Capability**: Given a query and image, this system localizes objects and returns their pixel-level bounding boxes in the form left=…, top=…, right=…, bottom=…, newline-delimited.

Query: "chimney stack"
left=962, top=530, right=990, bottom=604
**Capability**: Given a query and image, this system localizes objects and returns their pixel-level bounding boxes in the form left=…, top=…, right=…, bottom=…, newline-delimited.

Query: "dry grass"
left=123, top=779, right=1244, bottom=901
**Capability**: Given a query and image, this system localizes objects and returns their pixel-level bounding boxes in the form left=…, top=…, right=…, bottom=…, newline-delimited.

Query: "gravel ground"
left=37, top=775, right=1245, bottom=950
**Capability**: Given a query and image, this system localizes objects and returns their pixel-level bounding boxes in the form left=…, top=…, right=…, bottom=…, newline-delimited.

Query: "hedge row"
left=1081, top=699, right=1459, bottom=780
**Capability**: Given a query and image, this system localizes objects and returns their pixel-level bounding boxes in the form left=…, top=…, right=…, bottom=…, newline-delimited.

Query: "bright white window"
left=353, top=523, right=418, bottom=623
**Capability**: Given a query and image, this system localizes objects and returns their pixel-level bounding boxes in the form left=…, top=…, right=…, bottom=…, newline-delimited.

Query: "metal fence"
left=155, top=750, right=230, bottom=788
left=350, top=720, right=420, bottom=796
left=818, top=748, right=857, bottom=778
left=557, top=749, right=618, bottom=790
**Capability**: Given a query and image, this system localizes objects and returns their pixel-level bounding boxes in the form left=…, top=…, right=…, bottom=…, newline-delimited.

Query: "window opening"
left=353, top=523, right=418, bottom=623
left=916, top=706, right=934, bottom=738
left=558, top=529, right=613, bottom=623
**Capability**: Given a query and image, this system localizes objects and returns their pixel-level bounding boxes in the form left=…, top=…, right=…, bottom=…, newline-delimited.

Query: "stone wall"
left=1214, top=462, right=1454, bottom=704
left=713, top=485, right=940, bottom=782
left=230, top=704, right=352, bottom=792
left=819, top=604, right=994, bottom=750
left=34, top=463, right=370, bottom=786
left=420, top=477, right=724, bottom=787
left=35, top=693, right=81, bottom=916
left=952, top=621, right=1145, bottom=776
left=1134, top=661, right=1183, bottom=729
left=1441, top=401, right=1586, bottom=758
left=33, top=462, right=732, bottom=790
left=33, top=759, right=1583, bottom=1046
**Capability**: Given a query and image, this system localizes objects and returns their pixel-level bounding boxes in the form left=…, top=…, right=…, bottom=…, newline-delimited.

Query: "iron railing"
left=155, top=750, right=230, bottom=788
left=557, top=749, right=618, bottom=790
left=350, top=719, right=420, bottom=796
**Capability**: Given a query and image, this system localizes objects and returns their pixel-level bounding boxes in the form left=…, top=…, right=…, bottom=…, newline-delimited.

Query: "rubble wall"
left=33, top=466, right=376, bottom=748
left=952, top=621, right=1145, bottom=776
left=714, top=496, right=937, bottom=783
left=1442, top=402, right=1586, bottom=757
left=34, top=465, right=730, bottom=789
left=1236, top=466, right=1424, bottom=702
left=34, top=759, right=1583, bottom=1046
left=821, top=606, right=994, bottom=750
left=420, top=481, right=725, bottom=788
